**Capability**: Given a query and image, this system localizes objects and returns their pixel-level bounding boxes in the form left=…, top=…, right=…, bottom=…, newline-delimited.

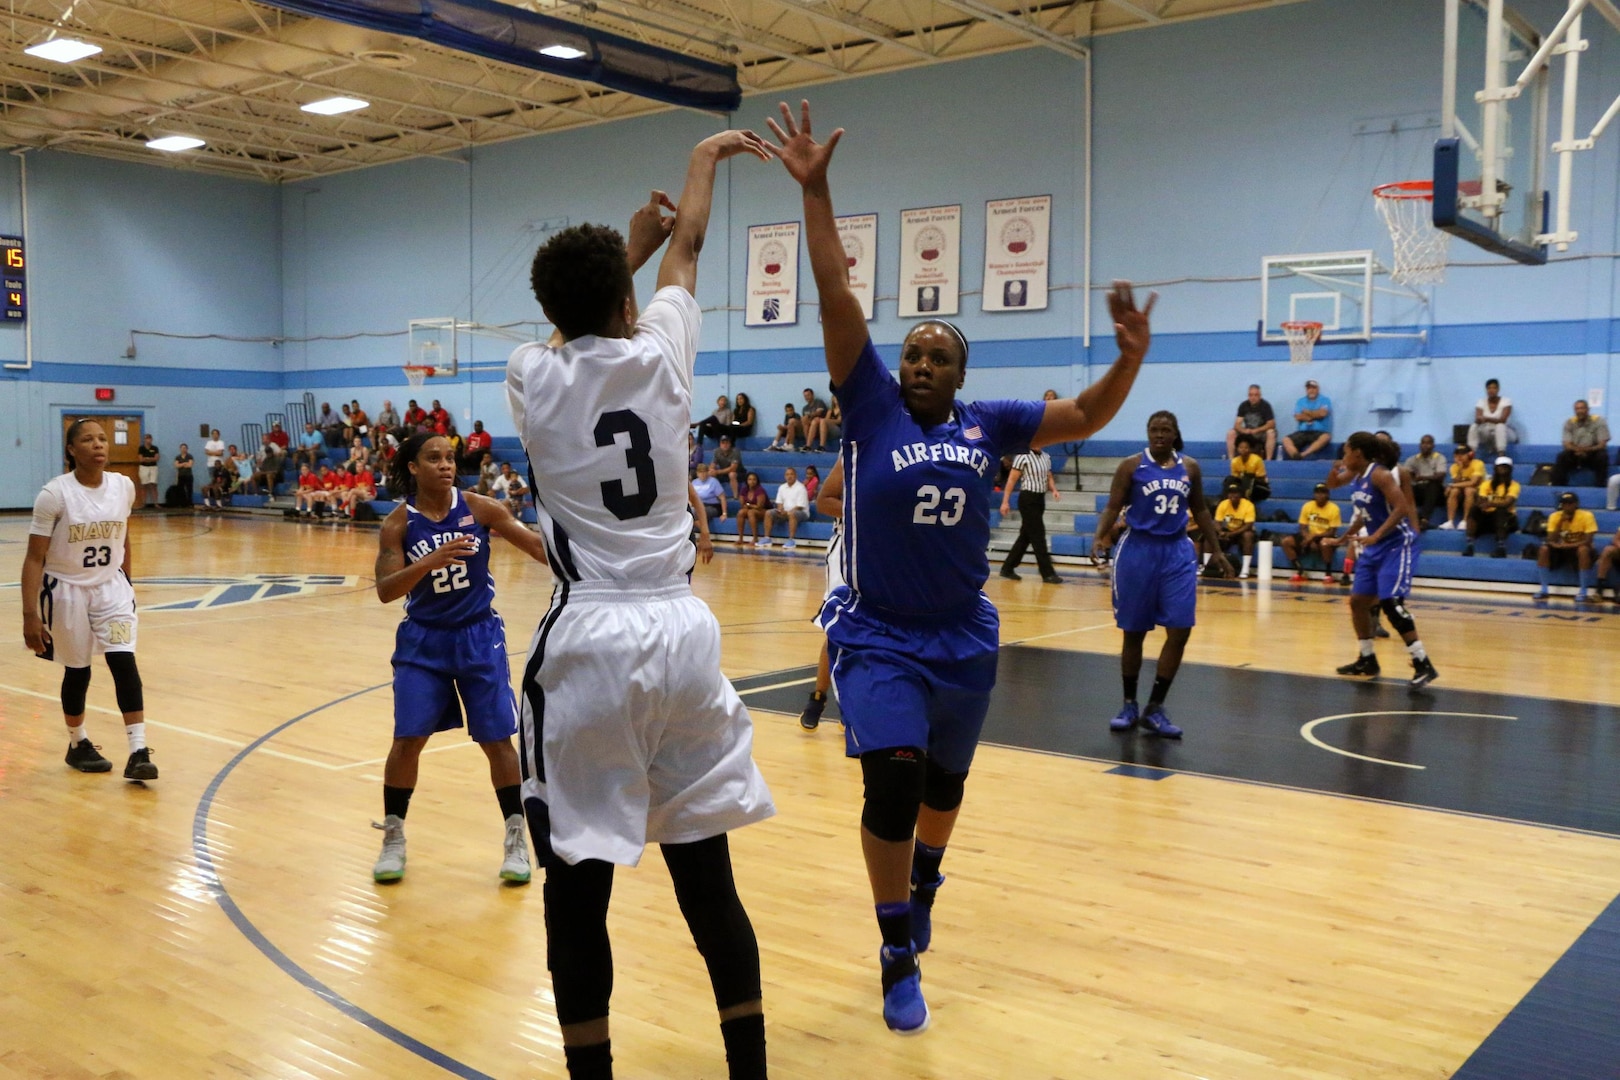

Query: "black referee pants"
left=1001, top=491, right=1056, bottom=578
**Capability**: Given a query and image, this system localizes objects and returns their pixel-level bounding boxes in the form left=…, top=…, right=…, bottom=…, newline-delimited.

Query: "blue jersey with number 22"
left=1124, top=449, right=1191, bottom=538
left=403, top=488, right=496, bottom=628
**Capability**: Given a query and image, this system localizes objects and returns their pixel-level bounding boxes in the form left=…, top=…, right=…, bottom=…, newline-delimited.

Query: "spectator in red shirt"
left=429, top=399, right=451, bottom=435
left=267, top=421, right=290, bottom=450
left=462, top=420, right=493, bottom=472
left=403, top=400, right=428, bottom=433
left=294, top=464, right=322, bottom=516
left=343, top=464, right=377, bottom=517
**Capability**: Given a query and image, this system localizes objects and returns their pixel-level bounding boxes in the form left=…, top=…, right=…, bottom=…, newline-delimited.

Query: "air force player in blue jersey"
left=767, top=99, right=1156, bottom=1035
left=1334, top=431, right=1440, bottom=687
left=1093, top=411, right=1231, bottom=740
left=371, top=433, right=554, bottom=885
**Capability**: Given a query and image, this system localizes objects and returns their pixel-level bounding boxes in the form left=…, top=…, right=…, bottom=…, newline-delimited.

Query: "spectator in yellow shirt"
left=1440, top=445, right=1486, bottom=530
left=1536, top=492, right=1599, bottom=601
left=1206, top=480, right=1257, bottom=579
left=1283, top=483, right=1342, bottom=581
left=1465, top=457, right=1519, bottom=558
left=1225, top=434, right=1271, bottom=504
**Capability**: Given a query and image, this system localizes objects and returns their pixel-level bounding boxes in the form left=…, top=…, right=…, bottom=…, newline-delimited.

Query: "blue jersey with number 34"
left=835, top=339, right=1045, bottom=617
left=403, top=488, right=496, bottom=628
left=1124, top=449, right=1191, bottom=538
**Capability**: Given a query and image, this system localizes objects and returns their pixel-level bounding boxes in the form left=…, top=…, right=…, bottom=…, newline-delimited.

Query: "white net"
left=1281, top=321, right=1322, bottom=365
left=1375, top=182, right=1449, bottom=286
left=403, top=365, right=432, bottom=388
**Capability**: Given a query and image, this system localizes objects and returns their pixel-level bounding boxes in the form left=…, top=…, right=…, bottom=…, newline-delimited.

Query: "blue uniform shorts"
left=1352, top=531, right=1418, bottom=600
left=391, top=613, right=518, bottom=743
left=817, top=587, right=999, bottom=774
left=1111, top=531, right=1198, bottom=633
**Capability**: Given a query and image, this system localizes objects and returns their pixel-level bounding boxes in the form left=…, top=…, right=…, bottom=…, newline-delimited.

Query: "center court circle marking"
left=1300, top=711, right=1518, bottom=771
left=191, top=682, right=496, bottom=1080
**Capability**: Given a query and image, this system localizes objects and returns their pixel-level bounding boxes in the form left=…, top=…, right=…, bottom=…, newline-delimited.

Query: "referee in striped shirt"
left=999, top=448, right=1063, bottom=583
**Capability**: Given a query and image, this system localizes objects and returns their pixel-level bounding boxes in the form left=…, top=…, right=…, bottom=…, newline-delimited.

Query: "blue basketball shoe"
left=879, top=943, right=930, bottom=1035
left=1136, top=704, right=1183, bottom=739
left=1109, top=701, right=1139, bottom=732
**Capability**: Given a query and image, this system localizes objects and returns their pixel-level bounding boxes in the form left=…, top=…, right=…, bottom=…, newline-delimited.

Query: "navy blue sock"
left=1122, top=674, right=1138, bottom=702
left=383, top=785, right=413, bottom=820
left=876, top=901, right=911, bottom=951
left=1148, top=674, right=1174, bottom=707
left=719, top=1013, right=767, bottom=1080
left=563, top=1041, right=612, bottom=1080
left=912, top=840, right=945, bottom=886
left=1537, top=565, right=1551, bottom=587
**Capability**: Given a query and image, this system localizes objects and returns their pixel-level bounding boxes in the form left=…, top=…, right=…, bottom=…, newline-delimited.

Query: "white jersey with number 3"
left=31, top=472, right=135, bottom=586
left=507, top=286, right=701, bottom=583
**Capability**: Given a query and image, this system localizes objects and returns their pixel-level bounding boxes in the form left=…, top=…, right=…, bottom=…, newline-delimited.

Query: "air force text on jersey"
left=890, top=440, right=994, bottom=477
left=1138, top=476, right=1190, bottom=499
left=407, top=531, right=482, bottom=563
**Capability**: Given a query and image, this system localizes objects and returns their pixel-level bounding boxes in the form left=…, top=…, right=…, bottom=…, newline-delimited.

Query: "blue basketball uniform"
left=392, top=488, right=518, bottom=743
left=816, top=338, right=1045, bottom=770
left=1112, top=450, right=1199, bottom=633
left=1350, top=464, right=1418, bottom=600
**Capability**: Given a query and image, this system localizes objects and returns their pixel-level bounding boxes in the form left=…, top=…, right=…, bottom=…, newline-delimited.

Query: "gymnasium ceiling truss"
left=1, top=0, right=1304, bottom=181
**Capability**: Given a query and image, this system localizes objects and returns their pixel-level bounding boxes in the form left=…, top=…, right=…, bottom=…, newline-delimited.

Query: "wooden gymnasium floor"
left=3, top=511, right=1619, bottom=1079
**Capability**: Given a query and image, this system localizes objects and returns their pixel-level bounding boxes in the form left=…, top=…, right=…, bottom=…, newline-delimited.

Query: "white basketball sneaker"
left=372, top=815, right=407, bottom=883
left=500, top=814, right=532, bottom=884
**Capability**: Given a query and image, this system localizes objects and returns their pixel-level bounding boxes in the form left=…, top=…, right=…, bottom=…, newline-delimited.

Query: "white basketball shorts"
left=39, top=572, right=138, bottom=669
left=519, top=579, right=775, bottom=867
left=824, top=528, right=845, bottom=600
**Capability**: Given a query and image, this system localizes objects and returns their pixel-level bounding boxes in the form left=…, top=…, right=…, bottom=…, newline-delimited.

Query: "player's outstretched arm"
left=1031, top=283, right=1157, bottom=448
left=468, top=491, right=550, bottom=565
left=658, top=130, right=771, bottom=296
left=685, top=484, right=715, bottom=565
left=762, top=100, right=865, bottom=387
left=1092, top=457, right=1136, bottom=552
left=20, top=534, right=50, bottom=655
left=627, top=190, right=677, bottom=274
left=1186, top=459, right=1234, bottom=577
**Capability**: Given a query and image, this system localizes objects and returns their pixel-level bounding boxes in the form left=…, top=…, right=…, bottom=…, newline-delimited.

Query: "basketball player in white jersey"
left=20, top=419, right=158, bottom=780
left=507, top=132, right=775, bottom=1080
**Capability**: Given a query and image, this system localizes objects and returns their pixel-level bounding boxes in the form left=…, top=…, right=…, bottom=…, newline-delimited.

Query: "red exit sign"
left=94, top=388, right=115, bottom=402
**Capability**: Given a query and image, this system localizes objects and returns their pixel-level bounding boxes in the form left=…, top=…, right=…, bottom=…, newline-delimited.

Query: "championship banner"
left=981, top=195, right=1050, bottom=311
left=836, top=213, right=878, bottom=321
left=898, top=204, right=960, bottom=318
left=745, top=221, right=800, bottom=327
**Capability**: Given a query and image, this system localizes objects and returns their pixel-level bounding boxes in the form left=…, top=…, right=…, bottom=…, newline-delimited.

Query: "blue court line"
left=1451, top=891, right=1620, bottom=1079
left=190, top=682, right=497, bottom=1080
left=1104, top=764, right=1172, bottom=781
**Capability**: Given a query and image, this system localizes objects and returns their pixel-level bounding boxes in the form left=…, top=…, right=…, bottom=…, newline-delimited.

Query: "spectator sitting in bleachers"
left=767, top=403, right=802, bottom=452
left=318, top=402, right=343, bottom=447
left=1469, top=378, right=1514, bottom=457
left=806, top=396, right=841, bottom=451
left=691, top=463, right=726, bottom=522
left=349, top=400, right=370, bottom=441
left=1465, top=457, right=1519, bottom=558
left=1596, top=523, right=1620, bottom=602
left=803, top=464, right=820, bottom=508
left=347, top=437, right=371, bottom=470
left=293, top=464, right=323, bottom=517
left=327, top=463, right=354, bottom=515
left=403, top=399, right=428, bottom=433
left=692, top=394, right=733, bottom=444
left=1439, top=444, right=1486, bottom=530
left=232, top=449, right=255, bottom=495
left=1536, top=491, right=1599, bottom=601
left=1282, top=482, right=1342, bottom=582
left=711, top=435, right=742, bottom=499
left=1404, top=434, right=1447, bottom=529
left=429, top=399, right=451, bottom=435
left=201, top=446, right=238, bottom=508
left=295, top=422, right=325, bottom=469
left=762, top=467, right=810, bottom=547
left=1205, top=479, right=1256, bottom=578
left=461, top=420, right=492, bottom=473
left=342, top=463, right=377, bottom=518
left=1552, top=399, right=1609, bottom=487
left=688, top=432, right=704, bottom=477
left=267, top=421, right=290, bottom=450
left=1281, top=378, right=1332, bottom=460
left=736, top=471, right=769, bottom=546
left=798, top=387, right=828, bottom=441
left=1225, top=434, right=1270, bottom=503
left=340, top=404, right=356, bottom=443
left=473, top=452, right=498, bottom=494
left=1609, top=457, right=1620, bottom=513
left=490, top=462, right=528, bottom=516
left=249, top=435, right=286, bottom=496
left=374, top=400, right=399, bottom=445
left=1227, top=383, right=1277, bottom=461
left=724, top=392, right=756, bottom=441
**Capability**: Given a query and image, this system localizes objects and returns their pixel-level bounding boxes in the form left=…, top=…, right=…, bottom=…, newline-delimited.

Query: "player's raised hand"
left=421, top=535, right=478, bottom=570
left=763, top=100, right=843, bottom=188
left=1108, top=281, right=1157, bottom=363
left=627, top=189, right=677, bottom=269
left=697, top=129, right=772, bottom=163
left=23, top=612, right=51, bottom=657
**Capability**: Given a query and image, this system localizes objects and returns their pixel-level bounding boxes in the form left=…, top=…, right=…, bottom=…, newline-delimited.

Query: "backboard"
left=1259, top=251, right=1374, bottom=345
left=406, top=318, right=537, bottom=380
left=1434, top=0, right=1550, bottom=264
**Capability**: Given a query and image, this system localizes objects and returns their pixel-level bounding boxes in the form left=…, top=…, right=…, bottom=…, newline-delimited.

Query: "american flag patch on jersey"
left=963, top=425, right=983, bottom=440
left=459, top=515, right=474, bottom=526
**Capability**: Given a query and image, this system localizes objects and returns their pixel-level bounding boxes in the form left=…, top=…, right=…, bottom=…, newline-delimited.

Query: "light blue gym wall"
left=0, top=150, right=283, bottom=508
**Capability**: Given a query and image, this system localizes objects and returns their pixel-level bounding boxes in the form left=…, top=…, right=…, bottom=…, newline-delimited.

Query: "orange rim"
left=1373, top=180, right=1435, bottom=201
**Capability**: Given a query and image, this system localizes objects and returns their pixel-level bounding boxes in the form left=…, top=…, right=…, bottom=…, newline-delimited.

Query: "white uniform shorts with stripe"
left=519, top=579, right=775, bottom=867
left=39, top=572, right=138, bottom=668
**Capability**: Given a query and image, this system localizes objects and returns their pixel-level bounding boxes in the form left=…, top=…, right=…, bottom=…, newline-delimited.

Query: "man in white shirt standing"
left=506, top=131, right=775, bottom=1080
left=762, top=466, right=809, bottom=548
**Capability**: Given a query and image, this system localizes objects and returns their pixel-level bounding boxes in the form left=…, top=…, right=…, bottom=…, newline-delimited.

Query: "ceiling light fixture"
left=538, top=44, right=587, bottom=60
left=147, top=135, right=206, bottom=152
left=24, top=38, right=102, bottom=63
left=300, top=96, right=370, bottom=115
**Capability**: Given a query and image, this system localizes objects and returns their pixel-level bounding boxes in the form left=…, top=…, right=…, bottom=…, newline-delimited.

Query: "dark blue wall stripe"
left=11, top=315, right=1619, bottom=389
left=1451, top=890, right=1620, bottom=1080
left=192, top=683, right=497, bottom=1080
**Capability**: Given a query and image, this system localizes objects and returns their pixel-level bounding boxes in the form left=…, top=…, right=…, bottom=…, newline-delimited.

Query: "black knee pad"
left=61, top=666, right=91, bottom=717
left=922, top=761, right=968, bottom=813
left=1380, top=597, right=1416, bottom=635
left=542, top=857, right=616, bottom=1026
left=663, top=835, right=761, bottom=1010
left=104, top=652, right=144, bottom=714
left=860, top=748, right=926, bottom=842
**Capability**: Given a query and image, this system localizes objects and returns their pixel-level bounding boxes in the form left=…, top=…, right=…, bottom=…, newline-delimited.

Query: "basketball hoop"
left=1373, top=181, right=1449, bottom=286
left=403, top=365, right=435, bottom=389
left=1280, top=321, right=1323, bottom=365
